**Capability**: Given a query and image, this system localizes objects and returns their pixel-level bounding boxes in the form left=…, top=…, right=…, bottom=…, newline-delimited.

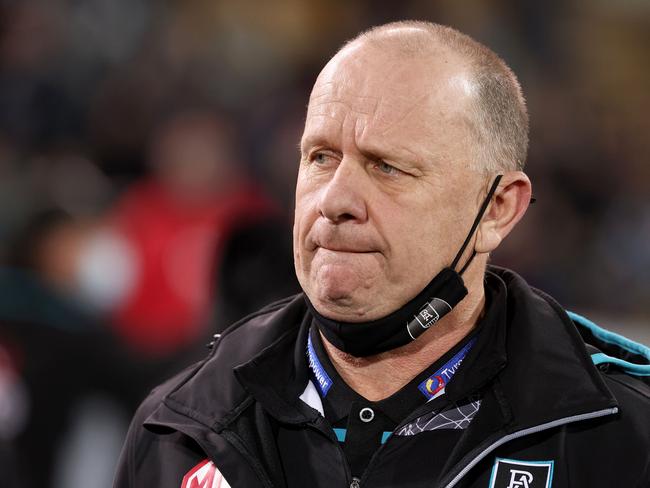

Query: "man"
left=114, top=21, right=650, bottom=488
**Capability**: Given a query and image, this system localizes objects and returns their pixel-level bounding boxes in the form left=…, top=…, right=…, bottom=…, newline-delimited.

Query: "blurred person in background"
left=107, top=109, right=277, bottom=357
left=0, top=208, right=140, bottom=488
left=0, top=148, right=292, bottom=487
left=114, top=21, right=649, bottom=488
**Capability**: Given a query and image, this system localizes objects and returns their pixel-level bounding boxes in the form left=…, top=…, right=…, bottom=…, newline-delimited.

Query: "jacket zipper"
left=307, top=417, right=356, bottom=486
left=441, top=406, right=619, bottom=488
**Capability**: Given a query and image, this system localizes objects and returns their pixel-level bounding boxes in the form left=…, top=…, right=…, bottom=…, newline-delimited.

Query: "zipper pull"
left=206, top=333, right=222, bottom=349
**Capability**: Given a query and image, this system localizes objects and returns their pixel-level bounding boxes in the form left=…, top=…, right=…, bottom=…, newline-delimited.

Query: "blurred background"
left=0, top=0, right=648, bottom=486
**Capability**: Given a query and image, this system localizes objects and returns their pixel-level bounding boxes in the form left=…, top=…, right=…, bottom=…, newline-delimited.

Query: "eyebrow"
left=300, top=134, right=334, bottom=153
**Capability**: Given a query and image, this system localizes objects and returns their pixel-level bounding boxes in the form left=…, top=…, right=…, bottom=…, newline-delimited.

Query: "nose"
left=318, top=158, right=368, bottom=224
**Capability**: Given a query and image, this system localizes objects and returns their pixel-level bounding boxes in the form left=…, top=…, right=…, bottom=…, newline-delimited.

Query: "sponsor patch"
left=489, top=458, right=554, bottom=488
left=307, top=334, right=333, bottom=397
left=417, top=336, right=477, bottom=400
left=181, top=459, right=232, bottom=488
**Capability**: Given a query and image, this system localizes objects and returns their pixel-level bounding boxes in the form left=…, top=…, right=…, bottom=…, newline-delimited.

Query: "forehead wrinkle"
left=372, top=92, right=430, bottom=138
left=310, top=76, right=381, bottom=114
left=355, top=92, right=433, bottom=160
left=354, top=130, right=431, bottom=171
left=304, top=94, right=381, bottom=155
left=310, top=89, right=381, bottom=107
left=311, top=77, right=379, bottom=100
left=308, top=99, right=378, bottom=117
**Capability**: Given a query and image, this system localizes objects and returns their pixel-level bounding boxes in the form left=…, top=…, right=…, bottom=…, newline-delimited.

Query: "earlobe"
left=475, top=172, right=532, bottom=254
left=475, top=222, right=502, bottom=254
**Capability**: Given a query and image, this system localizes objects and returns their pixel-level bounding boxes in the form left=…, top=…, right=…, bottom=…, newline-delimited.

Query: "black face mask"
left=305, top=175, right=503, bottom=357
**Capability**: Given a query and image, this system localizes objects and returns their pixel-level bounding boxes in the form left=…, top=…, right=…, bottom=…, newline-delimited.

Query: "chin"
left=310, top=289, right=358, bottom=318
left=300, top=266, right=392, bottom=320
left=310, top=289, right=386, bottom=323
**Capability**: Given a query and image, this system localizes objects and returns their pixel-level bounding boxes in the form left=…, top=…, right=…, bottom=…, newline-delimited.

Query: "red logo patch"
left=181, top=459, right=232, bottom=488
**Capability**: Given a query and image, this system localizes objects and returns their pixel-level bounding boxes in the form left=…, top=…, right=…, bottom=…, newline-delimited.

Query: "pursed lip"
left=311, top=235, right=380, bottom=254
left=306, top=223, right=385, bottom=254
left=317, top=244, right=377, bottom=253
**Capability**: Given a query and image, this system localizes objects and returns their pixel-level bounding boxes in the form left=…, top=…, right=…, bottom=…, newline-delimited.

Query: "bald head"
left=333, top=21, right=529, bottom=173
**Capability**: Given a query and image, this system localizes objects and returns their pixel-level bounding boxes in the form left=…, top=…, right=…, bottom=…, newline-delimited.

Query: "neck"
left=321, top=264, right=486, bottom=401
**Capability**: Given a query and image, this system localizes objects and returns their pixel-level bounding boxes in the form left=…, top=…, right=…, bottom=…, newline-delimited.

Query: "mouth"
left=316, top=244, right=380, bottom=255
left=306, top=226, right=384, bottom=255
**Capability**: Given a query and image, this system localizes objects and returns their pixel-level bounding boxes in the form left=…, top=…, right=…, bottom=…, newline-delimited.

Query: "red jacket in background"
left=110, top=179, right=275, bottom=357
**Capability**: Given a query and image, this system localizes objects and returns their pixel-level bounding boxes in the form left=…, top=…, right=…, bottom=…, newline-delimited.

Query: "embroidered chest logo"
left=181, top=459, right=232, bottom=488
left=489, top=458, right=554, bottom=488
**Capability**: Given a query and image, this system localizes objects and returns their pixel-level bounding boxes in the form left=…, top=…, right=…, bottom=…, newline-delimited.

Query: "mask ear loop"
left=450, top=174, right=503, bottom=275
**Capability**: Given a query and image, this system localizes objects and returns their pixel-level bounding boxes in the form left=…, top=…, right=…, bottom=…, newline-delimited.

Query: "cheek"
left=294, top=167, right=318, bottom=215
left=292, top=211, right=307, bottom=262
left=292, top=187, right=319, bottom=273
left=382, top=200, right=461, bottom=279
left=374, top=197, right=432, bottom=254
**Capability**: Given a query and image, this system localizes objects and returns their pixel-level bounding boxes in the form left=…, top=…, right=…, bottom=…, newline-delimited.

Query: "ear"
left=475, top=171, right=532, bottom=253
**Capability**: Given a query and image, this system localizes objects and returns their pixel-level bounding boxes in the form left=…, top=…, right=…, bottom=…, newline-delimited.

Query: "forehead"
left=303, top=44, right=476, bottom=166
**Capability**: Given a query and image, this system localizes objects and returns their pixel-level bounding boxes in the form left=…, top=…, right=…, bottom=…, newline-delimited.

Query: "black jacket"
left=114, top=268, right=650, bottom=488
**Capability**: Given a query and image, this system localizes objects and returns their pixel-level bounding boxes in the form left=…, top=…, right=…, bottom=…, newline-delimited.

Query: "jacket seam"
left=214, top=395, right=256, bottom=432
left=149, top=397, right=276, bottom=488
left=163, top=396, right=217, bottom=429
left=220, top=430, right=276, bottom=488
left=161, top=382, right=260, bottom=434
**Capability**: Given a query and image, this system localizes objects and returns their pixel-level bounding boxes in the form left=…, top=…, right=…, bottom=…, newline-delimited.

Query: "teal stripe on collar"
left=591, top=353, right=650, bottom=376
left=568, top=310, right=650, bottom=377
left=568, top=311, right=650, bottom=360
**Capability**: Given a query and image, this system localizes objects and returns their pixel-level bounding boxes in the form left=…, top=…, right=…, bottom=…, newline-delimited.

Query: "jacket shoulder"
left=139, top=361, right=207, bottom=422
left=114, top=361, right=204, bottom=487
left=145, top=294, right=307, bottom=426
left=114, top=295, right=307, bottom=487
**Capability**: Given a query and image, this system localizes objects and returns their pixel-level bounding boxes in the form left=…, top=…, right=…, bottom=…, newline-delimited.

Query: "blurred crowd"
left=0, top=1, right=648, bottom=487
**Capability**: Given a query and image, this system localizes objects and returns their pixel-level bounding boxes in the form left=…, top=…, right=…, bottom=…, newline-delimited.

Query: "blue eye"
left=377, top=161, right=397, bottom=175
left=311, top=152, right=337, bottom=166
left=314, top=153, right=328, bottom=164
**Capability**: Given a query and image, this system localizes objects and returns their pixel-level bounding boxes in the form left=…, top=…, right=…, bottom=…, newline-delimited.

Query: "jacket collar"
left=145, top=267, right=618, bottom=438
left=147, top=294, right=311, bottom=432
left=492, top=267, right=617, bottom=431
left=232, top=312, right=319, bottom=425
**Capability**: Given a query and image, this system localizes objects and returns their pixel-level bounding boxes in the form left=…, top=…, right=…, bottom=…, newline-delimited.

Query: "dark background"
left=0, top=1, right=648, bottom=487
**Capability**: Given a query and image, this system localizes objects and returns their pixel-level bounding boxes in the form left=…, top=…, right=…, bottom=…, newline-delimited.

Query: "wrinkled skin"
left=293, top=41, right=490, bottom=322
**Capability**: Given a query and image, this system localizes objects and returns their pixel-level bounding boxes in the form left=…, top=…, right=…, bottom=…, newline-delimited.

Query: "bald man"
left=114, top=22, right=650, bottom=488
